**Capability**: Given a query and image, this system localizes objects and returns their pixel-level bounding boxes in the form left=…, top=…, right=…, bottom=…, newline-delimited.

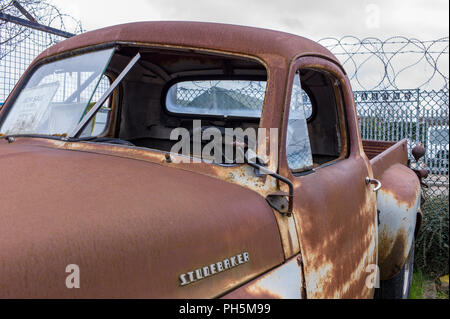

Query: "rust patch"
left=379, top=164, right=420, bottom=208
left=377, top=185, right=419, bottom=280
left=30, top=138, right=300, bottom=259
left=0, top=139, right=286, bottom=298
left=378, top=229, right=408, bottom=279
left=222, top=256, right=304, bottom=299
left=370, top=139, right=409, bottom=178
left=287, top=156, right=377, bottom=299
left=362, top=140, right=396, bottom=160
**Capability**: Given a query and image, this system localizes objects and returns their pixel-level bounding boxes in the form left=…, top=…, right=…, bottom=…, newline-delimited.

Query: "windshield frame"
left=0, top=43, right=118, bottom=136
left=162, top=75, right=268, bottom=120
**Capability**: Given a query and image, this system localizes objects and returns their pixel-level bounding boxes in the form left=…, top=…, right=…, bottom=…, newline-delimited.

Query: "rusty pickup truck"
left=0, top=22, right=425, bottom=299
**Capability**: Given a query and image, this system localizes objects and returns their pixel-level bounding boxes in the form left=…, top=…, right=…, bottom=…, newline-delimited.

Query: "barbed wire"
left=318, top=36, right=449, bottom=91
left=0, top=0, right=83, bottom=59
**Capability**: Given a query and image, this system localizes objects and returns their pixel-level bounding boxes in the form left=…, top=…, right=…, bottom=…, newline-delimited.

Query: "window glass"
left=0, top=48, right=114, bottom=136
left=303, top=91, right=313, bottom=119
left=286, top=73, right=314, bottom=171
left=79, top=75, right=112, bottom=137
left=166, top=80, right=267, bottom=118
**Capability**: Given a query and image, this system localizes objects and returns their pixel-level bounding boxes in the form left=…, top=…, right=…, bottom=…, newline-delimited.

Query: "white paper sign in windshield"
left=1, top=82, right=59, bottom=135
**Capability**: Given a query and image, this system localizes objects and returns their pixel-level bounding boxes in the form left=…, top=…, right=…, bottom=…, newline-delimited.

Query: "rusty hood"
left=0, top=138, right=284, bottom=298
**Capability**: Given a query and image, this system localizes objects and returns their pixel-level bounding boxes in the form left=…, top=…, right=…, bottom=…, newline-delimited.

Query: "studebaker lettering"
left=180, top=252, right=250, bottom=286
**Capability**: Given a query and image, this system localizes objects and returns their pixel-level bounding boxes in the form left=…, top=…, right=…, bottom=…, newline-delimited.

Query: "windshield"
left=166, top=80, right=267, bottom=117
left=0, top=48, right=114, bottom=136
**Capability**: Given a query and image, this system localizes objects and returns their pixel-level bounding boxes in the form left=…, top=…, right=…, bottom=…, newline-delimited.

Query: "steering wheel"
left=189, top=126, right=260, bottom=164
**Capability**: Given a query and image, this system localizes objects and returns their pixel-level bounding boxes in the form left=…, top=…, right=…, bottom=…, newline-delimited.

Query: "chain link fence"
left=172, top=37, right=449, bottom=211
left=321, top=36, right=448, bottom=276
left=0, top=28, right=64, bottom=104
left=1, top=0, right=82, bottom=104
left=0, top=0, right=110, bottom=110
left=319, top=37, right=448, bottom=205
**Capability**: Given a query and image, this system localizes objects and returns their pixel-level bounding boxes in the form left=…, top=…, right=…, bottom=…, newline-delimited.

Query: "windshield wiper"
left=68, top=53, right=141, bottom=139
left=1, top=134, right=135, bottom=148
left=66, top=136, right=134, bottom=146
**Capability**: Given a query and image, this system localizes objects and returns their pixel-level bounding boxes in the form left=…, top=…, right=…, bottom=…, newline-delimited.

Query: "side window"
left=289, top=66, right=348, bottom=169
left=286, top=72, right=314, bottom=172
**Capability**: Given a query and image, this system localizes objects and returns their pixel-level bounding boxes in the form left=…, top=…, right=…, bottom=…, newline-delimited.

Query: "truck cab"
left=0, top=22, right=423, bottom=299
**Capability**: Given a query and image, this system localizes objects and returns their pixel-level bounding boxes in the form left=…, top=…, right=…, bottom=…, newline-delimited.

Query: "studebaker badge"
left=179, top=252, right=250, bottom=286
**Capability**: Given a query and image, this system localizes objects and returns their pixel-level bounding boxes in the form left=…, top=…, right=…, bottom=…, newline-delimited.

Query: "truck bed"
left=362, top=140, right=397, bottom=160
left=363, top=139, right=409, bottom=178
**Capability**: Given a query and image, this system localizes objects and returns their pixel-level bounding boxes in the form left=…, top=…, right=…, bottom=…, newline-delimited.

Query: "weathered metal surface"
left=375, top=164, right=421, bottom=280
left=42, top=138, right=301, bottom=260
left=370, top=139, right=409, bottom=179
left=412, top=144, right=426, bottom=161
left=29, top=21, right=339, bottom=70
left=288, top=158, right=378, bottom=299
left=277, top=57, right=378, bottom=299
left=221, top=255, right=305, bottom=299
left=0, top=21, right=421, bottom=299
left=369, top=140, right=421, bottom=280
left=362, top=140, right=396, bottom=160
left=0, top=138, right=284, bottom=298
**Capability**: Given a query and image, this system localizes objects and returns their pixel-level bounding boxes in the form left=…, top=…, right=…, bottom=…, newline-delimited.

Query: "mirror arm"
left=246, top=160, right=294, bottom=215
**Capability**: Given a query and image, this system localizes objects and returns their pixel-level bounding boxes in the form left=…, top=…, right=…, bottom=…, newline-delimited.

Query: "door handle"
left=366, top=177, right=382, bottom=192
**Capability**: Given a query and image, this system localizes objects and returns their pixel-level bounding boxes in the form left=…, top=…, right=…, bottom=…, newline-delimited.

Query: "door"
left=279, top=57, right=378, bottom=298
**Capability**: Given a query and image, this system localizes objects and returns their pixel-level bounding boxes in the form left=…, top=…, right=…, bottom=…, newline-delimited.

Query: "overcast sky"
left=49, top=0, right=449, bottom=40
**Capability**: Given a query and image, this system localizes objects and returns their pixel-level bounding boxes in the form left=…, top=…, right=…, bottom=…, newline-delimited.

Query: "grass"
left=416, top=195, right=449, bottom=277
left=412, top=193, right=449, bottom=299
left=409, top=269, right=449, bottom=299
left=409, top=270, right=427, bottom=299
left=437, top=291, right=449, bottom=299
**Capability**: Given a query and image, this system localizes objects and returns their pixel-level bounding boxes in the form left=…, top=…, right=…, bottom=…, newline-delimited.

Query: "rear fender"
left=377, top=163, right=421, bottom=280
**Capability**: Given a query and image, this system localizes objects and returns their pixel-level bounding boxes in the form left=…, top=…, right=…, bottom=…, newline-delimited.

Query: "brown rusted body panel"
left=0, top=138, right=284, bottom=298
left=290, top=158, right=377, bottom=298
left=0, top=22, right=421, bottom=298
left=221, top=255, right=305, bottom=299
left=362, top=140, right=397, bottom=160
left=0, top=22, right=339, bottom=173
left=276, top=57, right=378, bottom=299
left=0, top=21, right=338, bottom=118
left=370, top=139, right=409, bottom=179
left=371, top=140, right=421, bottom=280
left=32, top=22, right=339, bottom=68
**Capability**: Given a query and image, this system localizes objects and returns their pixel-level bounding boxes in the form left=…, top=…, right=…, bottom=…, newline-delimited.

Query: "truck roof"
left=34, top=21, right=340, bottom=67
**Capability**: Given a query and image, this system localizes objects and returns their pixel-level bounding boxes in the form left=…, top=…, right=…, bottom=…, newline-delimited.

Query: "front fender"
left=377, top=163, right=421, bottom=280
